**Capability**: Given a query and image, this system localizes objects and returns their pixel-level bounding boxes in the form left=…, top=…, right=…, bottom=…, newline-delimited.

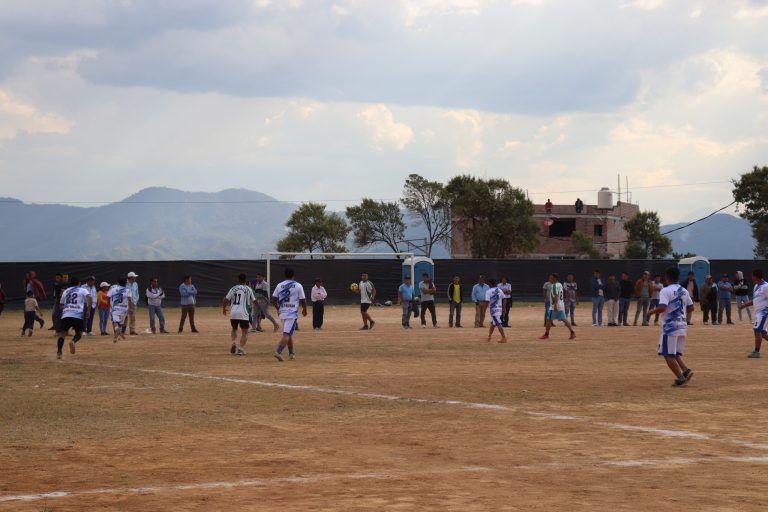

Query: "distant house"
left=451, top=192, right=639, bottom=259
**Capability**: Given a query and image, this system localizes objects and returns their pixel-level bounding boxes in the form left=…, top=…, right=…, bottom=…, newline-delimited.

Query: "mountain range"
left=0, top=187, right=755, bottom=261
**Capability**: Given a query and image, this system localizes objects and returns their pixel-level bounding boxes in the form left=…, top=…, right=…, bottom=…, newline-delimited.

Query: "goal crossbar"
left=265, top=252, right=415, bottom=290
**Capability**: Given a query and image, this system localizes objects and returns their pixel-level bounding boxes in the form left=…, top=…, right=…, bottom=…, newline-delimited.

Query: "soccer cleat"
left=20, top=329, right=25, bottom=337
left=682, top=368, right=694, bottom=383
left=130, top=331, right=138, bottom=336
left=498, top=338, right=508, bottom=344
left=72, top=332, right=82, bottom=343
left=236, top=348, right=247, bottom=356
left=359, top=325, right=369, bottom=331
left=486, top=336, right=491, bottom=343
left=274, top=352, right=284, bottom=362
left=289, top=353, right=295, bottom=360
left=27, top=330, right=32, bottom=337
left=569, top=331, right=576, bottom=340
left=40, top=319, right=45, bottom=328
left=56, top=351, right=62, bottom=360
left=69, top=340, right=76, bottom=354
left=748, top=351, right=761, bottom=358
left=113, top=336, right=118, bottom=344
left=369, top=320, right=376, bottom=330
left=673, top=376, right=687, bottom=387
left=230, top=343, right=237, bottom=354
left=421, top=325, right=427, bottom=329
left=539, top=334, right=549, bottom=340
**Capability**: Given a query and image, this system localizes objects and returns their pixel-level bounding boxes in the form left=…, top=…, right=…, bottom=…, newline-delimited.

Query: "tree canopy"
left=623, top=211, right=672, bottom=259
left=345, top=198, right=405, bottom=256
left=569, top=231, right=602, bottom=259
left=732, top=165, right=768, bottom=258
left=401, top=174, right=451, bottom=257
left=276, top=202, right=350, bottom=257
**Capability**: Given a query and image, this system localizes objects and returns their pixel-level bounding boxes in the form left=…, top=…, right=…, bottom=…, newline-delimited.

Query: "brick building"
left=451, top=197, right=639, bottom=259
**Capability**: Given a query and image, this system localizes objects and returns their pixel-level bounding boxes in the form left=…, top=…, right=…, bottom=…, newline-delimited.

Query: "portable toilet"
left=402, top=256, right=434, bottom=297
left=678, top=256, right=710, bottom=286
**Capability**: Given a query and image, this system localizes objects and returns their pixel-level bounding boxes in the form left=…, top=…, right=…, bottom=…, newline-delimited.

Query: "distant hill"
left=661, top=213, right=756, bottom=259
left=0, top=187, right=450, bottom=261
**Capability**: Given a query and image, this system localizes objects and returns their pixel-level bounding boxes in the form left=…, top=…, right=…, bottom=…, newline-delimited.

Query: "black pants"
left=312, top=301, right=325, bottom=328
left=703, top=301, right=717, bottom=323
left=420, top=300, right=437, bottom=326
left=22, top=311, right=36, bottom=330
left=502, top=298, right=512, bottom=326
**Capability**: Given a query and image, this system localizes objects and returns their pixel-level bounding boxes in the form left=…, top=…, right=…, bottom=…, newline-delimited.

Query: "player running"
left=56, top=277, right=93, bottom=359
left=743, top=269, right=768, bottom=358
left=485, top=279, right=507, bottom=343
left=223, top=273, right=257, bottom=356
left=272, top=268, right=307, bottom=361
left=648, top=267, right=695, bottom=386
left=108, top=278, right=131, bottom=343
left=540, top=273, right=576, bottom=341
left=354, top=272, right=376, bottom=331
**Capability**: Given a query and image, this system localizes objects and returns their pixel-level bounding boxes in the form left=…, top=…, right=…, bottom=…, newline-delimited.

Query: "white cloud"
left=358, top=104, right=414, bottom=151
left=0, top=89, right=72, bottom=140
left=620, top=0, right=666, bottom=10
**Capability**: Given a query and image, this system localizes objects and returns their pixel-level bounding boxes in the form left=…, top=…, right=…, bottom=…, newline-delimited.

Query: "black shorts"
left=230, top=319, right=250, bottom=330
left=360, top=303, right=371, bottom=312
left=60, top=316, right=84, bottom=333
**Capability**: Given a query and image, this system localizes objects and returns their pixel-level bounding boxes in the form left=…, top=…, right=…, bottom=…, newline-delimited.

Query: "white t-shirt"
left=311, top=285, right=327, bottom=302
left=486, top=287, right=506, bottom=315
left=273, top=279, right=306, bottom=320
left=60, top=286, right=92, bottom=320
left=359, top=280, right=375, bottom=304
left=652, top=281, right=664, bottom=300
left=659, top=284, right=693, bottom=336
left=226, top=284, right=256, bottom=321
left=753, top=280, right=768, bottom=316
left=549, top=282, right=565, bottom=312
left=498, top=282, right=512, bottom=298
left=108, top=286, right=130, bottom=314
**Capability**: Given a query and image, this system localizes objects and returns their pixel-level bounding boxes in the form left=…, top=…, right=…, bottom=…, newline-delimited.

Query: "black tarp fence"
left=0, top=259, right=765, bottom=308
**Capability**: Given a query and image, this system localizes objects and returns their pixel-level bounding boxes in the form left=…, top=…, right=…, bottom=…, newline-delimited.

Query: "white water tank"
left=597, top=187, right=613, bottom=209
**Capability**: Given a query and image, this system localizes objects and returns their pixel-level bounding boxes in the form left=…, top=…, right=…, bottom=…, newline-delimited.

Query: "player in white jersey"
left=353, top=272, right=376, bottom=331
left=56, top=277, right=93, bottom=359
left=648, top=267, right=695, bottom=386
left=222, top=273, right=257, bottom=356
left=485, top=279, right=507, bottom=343
left=108, top=277, right=132, bottom=343
left=271, top=267, right=307, bottom=361
left=742, top=269, right=768, bottom=358
left=540, top=274, right=576, bottom=341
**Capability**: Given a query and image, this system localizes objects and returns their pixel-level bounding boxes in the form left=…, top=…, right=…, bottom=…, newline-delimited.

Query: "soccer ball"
left=350, top=283, right=359, bottom=292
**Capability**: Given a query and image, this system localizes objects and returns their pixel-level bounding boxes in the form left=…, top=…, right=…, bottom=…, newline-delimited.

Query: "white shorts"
left=111, top=310, right=127, bottom=324
left=658, top=333, right=686, bottom=357
left=754, top=314, right=768, bottom=334
left=281, top=317, right=298, bottom=336
left=490, top=312, right=503, bottom=327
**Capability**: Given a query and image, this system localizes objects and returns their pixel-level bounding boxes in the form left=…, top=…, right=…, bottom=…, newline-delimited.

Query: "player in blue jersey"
left=271, top=268, right=307, bottom=361
left=648, top=267, right=695, bottom=386
left=742, top=269, right=768, bottom=358
left=484, top=279, right=507, bottom=343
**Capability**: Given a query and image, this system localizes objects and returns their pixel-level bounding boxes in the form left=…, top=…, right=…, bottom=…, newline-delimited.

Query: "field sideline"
left=1, top=304, right=767, bottom=511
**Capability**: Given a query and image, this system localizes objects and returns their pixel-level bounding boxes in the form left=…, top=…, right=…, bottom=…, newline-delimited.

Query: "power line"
left=527, top=180, right=731, bottom=196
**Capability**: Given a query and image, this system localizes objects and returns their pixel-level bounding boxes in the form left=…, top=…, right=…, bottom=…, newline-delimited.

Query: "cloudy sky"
left=1, top=0, right=766, bottom=222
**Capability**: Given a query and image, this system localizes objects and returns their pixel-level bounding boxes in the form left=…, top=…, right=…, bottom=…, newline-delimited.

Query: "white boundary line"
left=72, top=361, right=768, bottom=452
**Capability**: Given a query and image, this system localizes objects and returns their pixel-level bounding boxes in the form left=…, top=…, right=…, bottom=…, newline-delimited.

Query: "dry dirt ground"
left=1, top=304, right=767, bottom=511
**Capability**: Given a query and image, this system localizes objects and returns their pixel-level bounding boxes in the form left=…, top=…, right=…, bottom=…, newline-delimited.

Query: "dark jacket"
left=619, top=279, right=634, bottom=299
left=604, top=280, right=621, bottom=301
left=733, top=279, right=750, bottom=297
left=447, top=283, right=464, bottom=303
left=590, top=276, right=604, bottom=298
left=679, top=279, right=700, bottom=302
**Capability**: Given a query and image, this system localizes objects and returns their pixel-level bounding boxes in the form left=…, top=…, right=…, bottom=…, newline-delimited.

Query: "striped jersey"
left=659, top=284, right=693, bottom=336
left=273, top=279, right=305, bottom=319
left=108, top=285, right=130, bottom=314
left=753, top=280, right=768, bottom=315
left=226, top=284, right=256, bottom=321
left=60, top=286, right=92, bottom=320
left=485, top=286, right=505, bottom=315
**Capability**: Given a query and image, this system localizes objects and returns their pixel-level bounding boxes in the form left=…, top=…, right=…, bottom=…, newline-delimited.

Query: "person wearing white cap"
left=127, top=271, right=140, bottom=335
left=97, top=281, right=111, bottom=335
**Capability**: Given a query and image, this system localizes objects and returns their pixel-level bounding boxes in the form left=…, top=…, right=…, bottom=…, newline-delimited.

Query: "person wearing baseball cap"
left=126, top=272, right=140, bottom=335
left=97, top=281, right=111, bottom=335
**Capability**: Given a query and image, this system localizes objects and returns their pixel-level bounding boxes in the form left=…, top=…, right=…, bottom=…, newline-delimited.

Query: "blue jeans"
left=649, top=298, right=660, bottom=324
left=619, top=298, right=630, bottom=325
left=736, top=295, right=752, bottom=323
left=718, top=298, right=732, bottom=324
left=567, top=300, right=576, bottom=324
left=591, top=297, right=604, bottom=325
left=85, top=306, right=96, bottom=333
left=544, top=302, right=551, bottom=325
left=149, top=305, right=165, bottom=332
left=448, top=301, right=462, bottom=326
left=98, top=308, right=109, bottom=334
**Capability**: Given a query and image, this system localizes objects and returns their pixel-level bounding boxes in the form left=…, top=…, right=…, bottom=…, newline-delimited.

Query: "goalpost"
left=265, top=252, right=416, bottom=292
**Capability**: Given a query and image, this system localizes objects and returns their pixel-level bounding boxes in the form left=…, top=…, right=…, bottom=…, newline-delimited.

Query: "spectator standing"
left=398, top=276, right=415, bottom=329
left=633, top=271, right=653, bottom=326
left=499, top=276, right=512, bottom=327
left=564, top=273, right=578, bottom=326
left=82, top=276, right=98, bottom=336
left=126, top=271, right=140, bottom=335
left=681, top=272, right=699, bottom=325
left=604, top=273, right=620, bottom=326
left=311, top=278, right=327, bottom=330
left=97, top=282, right=110, bottom=335
left=734, top=270, right=753, bottom=324
left=472, top=275, right=490, bottom=328
left=700, top=275, right=718, bottom=325
left=250, top=273, right=280, bottom=333
left=542, top=278, right=553, bottom=327
left=717, top=273, right=734, bottom=325
left=650, top=274, right=664, bottom=325
left=178, top=275, right=199, bottom=333
left=447, top=275, right=463, bottom=328
left=575, top=198, right=584, bottom=214
left=619, top=272, right=633, bottom=326
left=590, top=270, right=605, bottom=327
left=21, top=291, right=44, bottom=336
left=146, top=277, right=167, bottom=334
left=418, top=273, right=438, bottom=328
left=545, top=199, right=553, bottom=213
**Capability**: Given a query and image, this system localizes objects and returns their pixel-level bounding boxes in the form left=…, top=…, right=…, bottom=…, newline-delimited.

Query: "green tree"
left=401, top=174, right=451, bottom=257
left=276, top=202, right=350, bottom=257
left=445, top=175, right=539, bottom=258
left=732, top=165, right=768, bottom=258
left=672, top=251, right=697, bottom=260
left=623, top=211, right=672, bottom=259
left=345, top=198, right=406, bottom=256
left=569, top=231, right=602, bottom=259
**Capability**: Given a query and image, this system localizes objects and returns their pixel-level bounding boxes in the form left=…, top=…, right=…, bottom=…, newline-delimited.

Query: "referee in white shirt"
left=311, top=278, right=327, bottom=330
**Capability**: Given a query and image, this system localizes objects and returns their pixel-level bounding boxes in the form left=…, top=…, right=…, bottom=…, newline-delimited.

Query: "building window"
left=594, top=224, right=603, bottom=237
left=549, top=218, right=576, bottom=237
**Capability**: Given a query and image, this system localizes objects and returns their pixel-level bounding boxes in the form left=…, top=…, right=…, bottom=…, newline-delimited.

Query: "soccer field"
left=1, top=305, right=766, bottom=511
